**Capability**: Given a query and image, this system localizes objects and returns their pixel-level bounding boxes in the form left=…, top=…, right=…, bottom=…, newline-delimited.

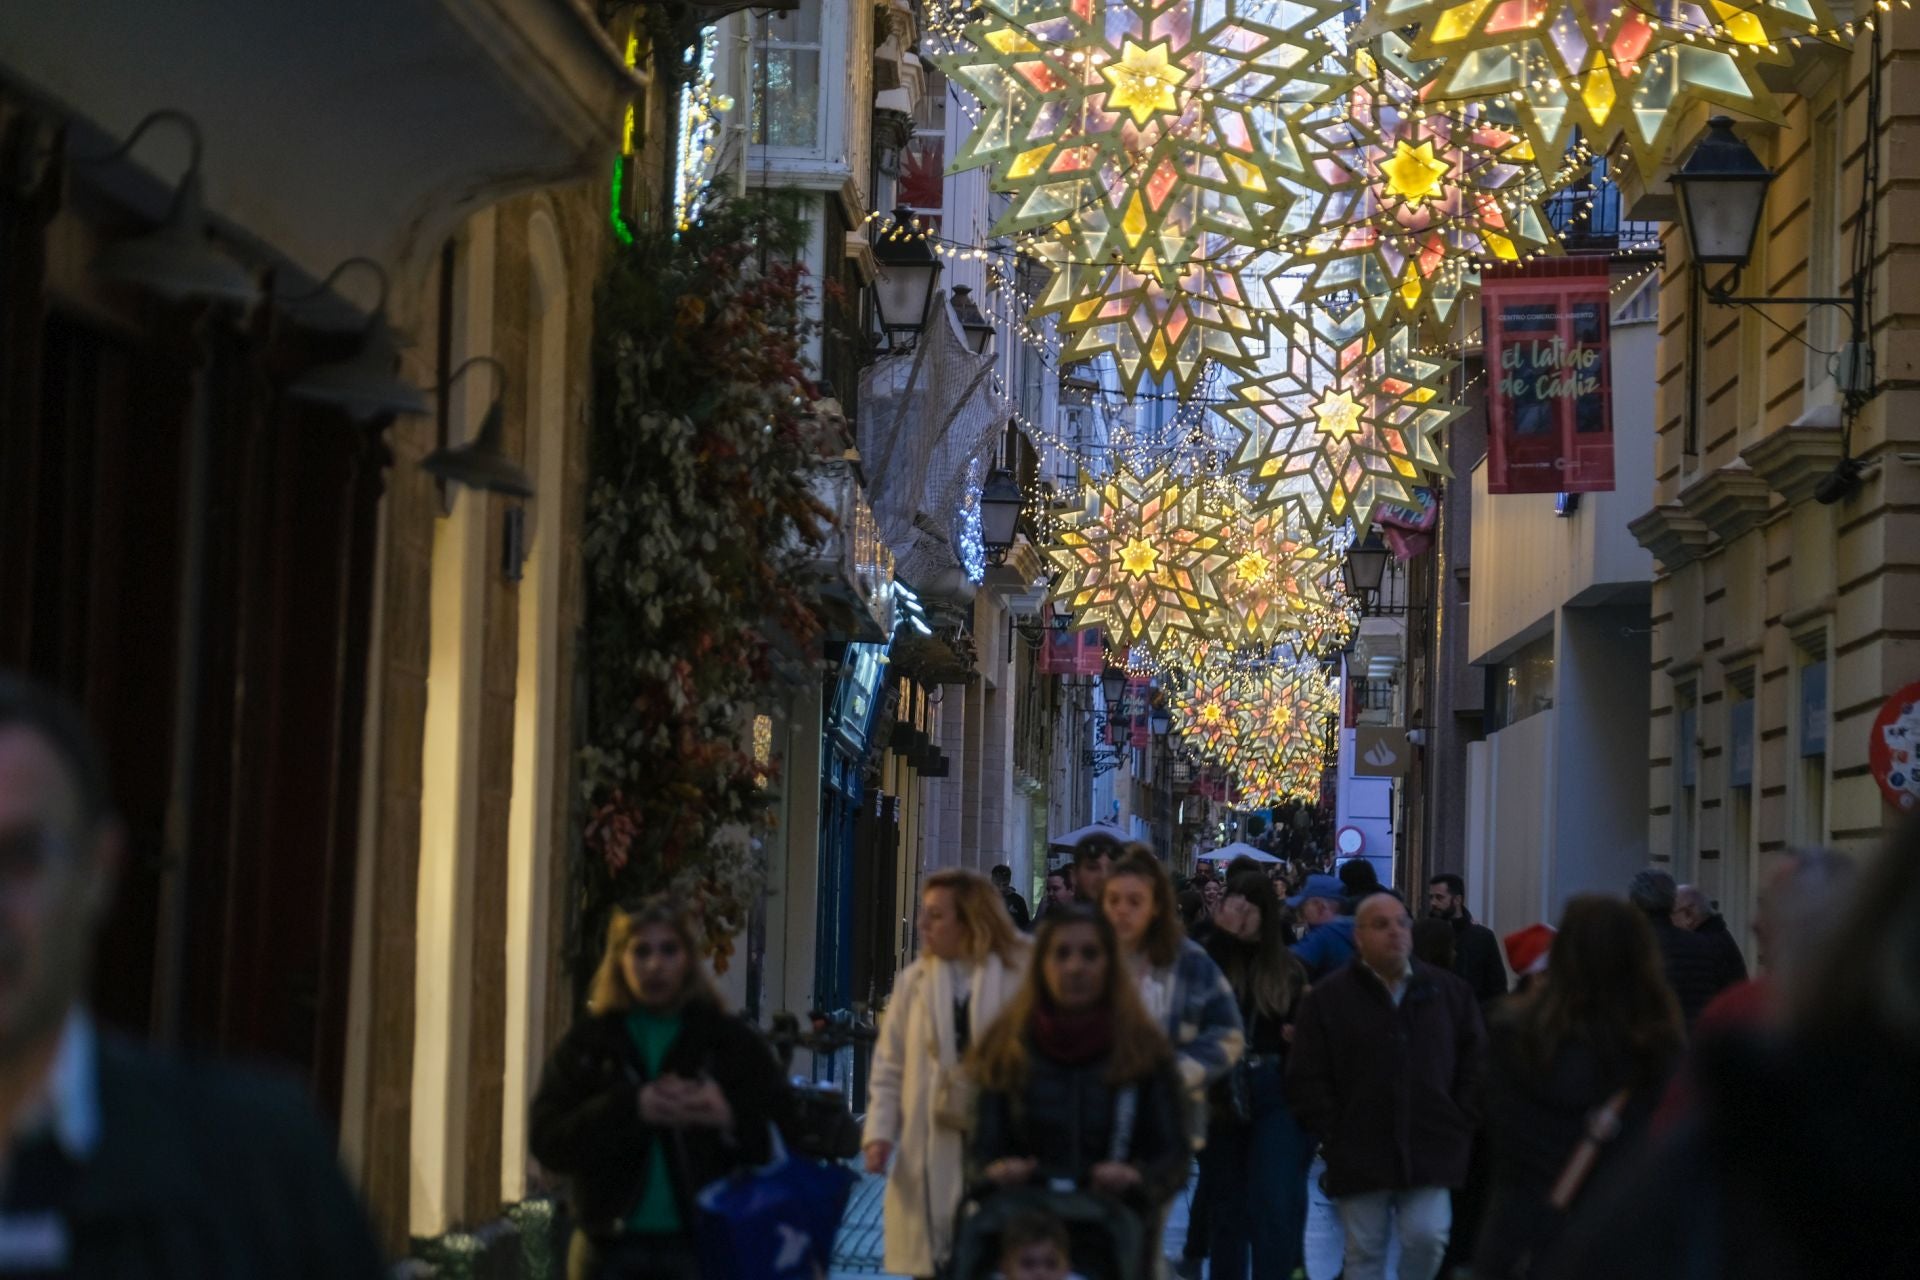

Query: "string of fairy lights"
left=844, top=0, right=1870, bottom=801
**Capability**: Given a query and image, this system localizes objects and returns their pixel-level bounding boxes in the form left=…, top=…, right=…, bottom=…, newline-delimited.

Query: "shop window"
left=1486, top=632, right=1554, bottom=730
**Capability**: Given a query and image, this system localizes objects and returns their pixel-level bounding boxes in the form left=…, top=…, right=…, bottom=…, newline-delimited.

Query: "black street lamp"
left=979, top=467, right=1023, bottom=564
left=872, top=206, right=942, bottom=350
left=950, top=285, right=996, bottom=355
left=1669, top=117, right=1867, bottom=502
left=1341, top=533, right=1389, bottom=603
left=1671, top=117, right=1775, bottom=273
left=1100, top=666, right=1127, bottom=707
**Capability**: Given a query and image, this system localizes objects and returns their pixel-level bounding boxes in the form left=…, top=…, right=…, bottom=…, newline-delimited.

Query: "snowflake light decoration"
left=1028, top=229, right=1269, bottom=393
left=1296, top=35, right=1561, bottom=332
left=1045, top=463, right=1238, bottom=650
left=1216, top=301, right=1459, bottom=535
left=1363, top=0, right=1840, bottom=175
left=1205, top=508, right=1335, bottom=649
left=1170, top=667, right=1249, bottom=759
left=938, top=0, right=1350, bottom=393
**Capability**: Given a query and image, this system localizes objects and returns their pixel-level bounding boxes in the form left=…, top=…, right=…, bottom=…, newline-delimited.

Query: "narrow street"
left=1, top=0, right=1917, bottom=1276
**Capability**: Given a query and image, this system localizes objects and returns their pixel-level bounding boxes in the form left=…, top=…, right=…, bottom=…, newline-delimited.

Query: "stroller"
left=946, top=1184, right=1147, bottom=1280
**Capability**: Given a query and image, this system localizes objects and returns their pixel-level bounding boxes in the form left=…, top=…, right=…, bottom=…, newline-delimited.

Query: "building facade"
left=1625, top=35, right=1920, bottom=929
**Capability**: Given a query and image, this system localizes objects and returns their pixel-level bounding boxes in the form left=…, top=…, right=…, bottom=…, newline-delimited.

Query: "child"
left=997, top=1211, right=1080, bottom=1280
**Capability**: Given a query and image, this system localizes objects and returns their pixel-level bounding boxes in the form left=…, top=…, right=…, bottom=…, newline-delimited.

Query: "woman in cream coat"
left=862, top=867, right=1029, bottom=1279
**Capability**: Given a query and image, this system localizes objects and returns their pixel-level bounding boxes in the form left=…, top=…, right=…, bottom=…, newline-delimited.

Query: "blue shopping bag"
left=694, top=1143, right=857, bottom=1280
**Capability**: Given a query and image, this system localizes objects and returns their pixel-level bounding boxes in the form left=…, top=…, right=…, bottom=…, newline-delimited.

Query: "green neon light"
left=611, top=155, right=635, bottom=247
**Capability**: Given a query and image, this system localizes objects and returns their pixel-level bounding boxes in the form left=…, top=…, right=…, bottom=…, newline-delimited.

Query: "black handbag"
left=779, top=1079, right=862, bottom=1160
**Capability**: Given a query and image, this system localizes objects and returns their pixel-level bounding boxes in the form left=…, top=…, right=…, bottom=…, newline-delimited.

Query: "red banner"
left=1485, top=259, right=1615, bottom=494
left=1039, top=627, right=1104, bottom=676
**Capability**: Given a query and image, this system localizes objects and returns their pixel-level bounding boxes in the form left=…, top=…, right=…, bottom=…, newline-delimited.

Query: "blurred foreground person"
left=1553, top=815, right=1920, bottom=1279
left=0, top=674, right=384, bottom=1277
left=531, top=895, right=787, bottom=1280
left=1475, top=897, right=1682, bottom=1278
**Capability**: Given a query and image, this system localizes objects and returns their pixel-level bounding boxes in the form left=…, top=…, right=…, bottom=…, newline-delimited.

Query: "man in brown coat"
left=1286, top=892, right=1487, bottom=1280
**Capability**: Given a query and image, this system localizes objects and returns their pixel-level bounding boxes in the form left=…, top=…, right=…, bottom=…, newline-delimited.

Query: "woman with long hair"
left=1201, top=871, right=1313, bottom=1280
left=1101, top=846, right=1245, bottom=1097
left=967, top=908, right=1191, bottom=1243
left=1474, top=894, right=1683, bottom=1278
left=863, top=869, right=1028, bottom=1279
left=529, top=896, right=788, bottom=1280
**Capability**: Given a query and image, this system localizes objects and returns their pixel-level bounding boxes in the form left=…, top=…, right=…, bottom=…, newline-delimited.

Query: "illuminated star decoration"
left=1045, top=463, right=1237, bottom=649
left=1224, top=662, right=1339, bottom=797
left=937, top=0, right=1350, bottom=393
left=1028, top=230, right=1268, bottom=394
left=1204, top=508, right=1334, bottom=650
left=1217, top=301, right=1460, bottom=536
left=1363, top=0, right=1842, bottom=176
left=1171, top=668, right=1248, bottom=759
left=1295, top=35, right=1560, bottom=333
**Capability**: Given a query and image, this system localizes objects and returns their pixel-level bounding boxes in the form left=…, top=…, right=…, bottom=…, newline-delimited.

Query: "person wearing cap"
left=1287, top=874, right=1357, bottom=981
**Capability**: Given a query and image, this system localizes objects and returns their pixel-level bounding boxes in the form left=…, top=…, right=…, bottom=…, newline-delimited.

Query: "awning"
left=1195, top=842, right=1279, bottom=864
left=0, top=0, right=639, bottom=290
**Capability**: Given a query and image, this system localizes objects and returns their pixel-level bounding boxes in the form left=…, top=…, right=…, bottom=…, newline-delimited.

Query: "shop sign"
left=1485, top=259, right=1615, bottom=494
left=1353, top=726, right=1411, bottom=777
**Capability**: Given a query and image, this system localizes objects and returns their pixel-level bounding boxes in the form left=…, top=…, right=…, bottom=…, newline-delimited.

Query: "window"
left=1486, top=633, right=1555, bottom=730
left=1795, top=648, right=1829, bottom=846
left=899, top=73, right=947, bottom=233
left=752, top=0, right=824, bottom=151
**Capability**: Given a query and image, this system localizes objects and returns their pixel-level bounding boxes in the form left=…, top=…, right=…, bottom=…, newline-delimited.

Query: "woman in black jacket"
left=1474, top=895, right=1682, bottom=1279
left=1201, top=871, right=1312, bottom=1280
left=530, top=896, right=787, bottom=1280
left=967, top=907, right=1189, bottom=1252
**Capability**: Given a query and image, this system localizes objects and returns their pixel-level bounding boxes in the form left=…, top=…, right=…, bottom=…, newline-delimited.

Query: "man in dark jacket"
left=1674, top=883, right=1748, bottom=987
left=1631, top=869, right=1737, bottom=1027
left=1425, top=873, right=1509, bottom=1004
left=0, top=674, right=385, bottom=1278
left=1286, top=893, right=1487, bottom=1280
left=992, top=863, right=1033, bottom=930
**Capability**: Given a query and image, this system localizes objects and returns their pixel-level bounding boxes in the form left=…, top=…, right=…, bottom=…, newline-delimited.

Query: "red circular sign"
left=1868, top=680, right=1920, bottom=813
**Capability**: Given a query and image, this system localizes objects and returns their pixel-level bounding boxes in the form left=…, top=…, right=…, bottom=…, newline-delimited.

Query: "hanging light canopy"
left=88, top=109, right=258, bottom=307
left=871, top=207, right=942, bottom=348
left=421, top=356, right=534, bottom=499
left=1670, top=116, right=1776, bottom=269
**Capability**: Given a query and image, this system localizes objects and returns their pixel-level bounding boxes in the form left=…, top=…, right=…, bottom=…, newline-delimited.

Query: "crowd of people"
left=830, top=823, right=1920, bottom=1280
left=4, top=669, right=1918, bottom=1280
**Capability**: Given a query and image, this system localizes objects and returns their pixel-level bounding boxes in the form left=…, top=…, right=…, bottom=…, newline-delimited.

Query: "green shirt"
left=625, top=1009, right=684, bottom=1235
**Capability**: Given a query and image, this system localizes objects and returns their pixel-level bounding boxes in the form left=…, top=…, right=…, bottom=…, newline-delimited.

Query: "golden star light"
left=1044, top=463, right=1238, bottom=650
left=1362, top=0, right=1842, bottom=174
left=1380, top=139, right=1451, bottom=206
left=1217, top=301, right=1460, bottom=536
left=1101, top=38, right=1189, bottom=123
left=1312, top=388, right=1364, bottom=440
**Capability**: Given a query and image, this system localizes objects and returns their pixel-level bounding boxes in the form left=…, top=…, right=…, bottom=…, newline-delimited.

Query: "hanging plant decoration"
left=579, top=195, right=831, bottom=972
